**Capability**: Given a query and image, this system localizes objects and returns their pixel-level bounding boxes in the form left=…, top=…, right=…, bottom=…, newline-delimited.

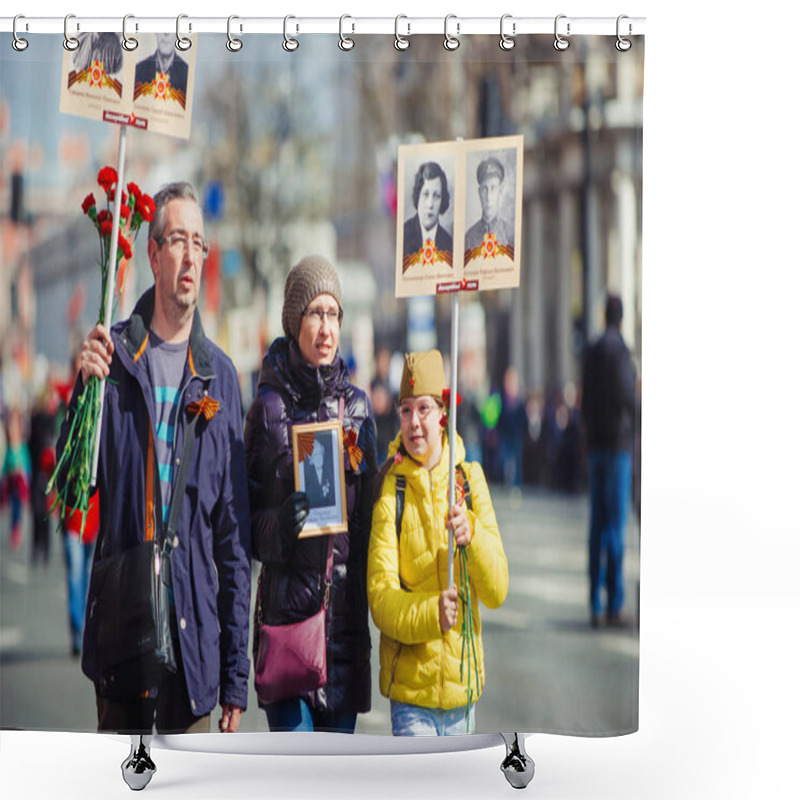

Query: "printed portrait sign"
left=59, top=33, right=130, bottom=123
left=395, top=135, right=523, bottom=297
left=462, top=139, right=522, bottom=290
left=130, top=34, right=196, bottom=139
left=60, top=33, right=196, bottom=139
left=292, top=421, right=348, bottom=537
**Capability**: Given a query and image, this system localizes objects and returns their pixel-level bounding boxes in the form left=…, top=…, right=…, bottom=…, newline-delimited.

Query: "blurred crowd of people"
left=368, top=350, right=641, bottom=504
left=1, top=336, right=641, bottom=665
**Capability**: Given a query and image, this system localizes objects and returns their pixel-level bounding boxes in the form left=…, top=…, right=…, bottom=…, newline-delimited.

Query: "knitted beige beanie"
left=281, top=255, right=343, bottom=340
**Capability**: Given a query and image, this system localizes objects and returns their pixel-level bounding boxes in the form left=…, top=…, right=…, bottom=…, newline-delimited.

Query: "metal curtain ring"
left=176, top=14, right=192, bottom=51
left=122, top=14, right=139, bottom=51
left=12, top=15, right=29, bottom=51
left=443, top=14, right=460, bottom=51
left=227, top=15, right=243, bottom=51
left=554, top=14, right=570, bottom=51
left=283, top=15, right=299, bottom=51
left=394, top=15, right=410, bottom=51
left=339, top=14, right=354, bottom=51
left=616, top=15, right=632, bottom=52
left=499, top=14, right=515, bottom=51
left=63, top=14, right=79, bottom=51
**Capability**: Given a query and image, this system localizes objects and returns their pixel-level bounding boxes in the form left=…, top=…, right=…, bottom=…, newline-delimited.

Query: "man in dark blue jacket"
left=62, top=182, right=251, bottom=734
left=581, top=295, right=636, bottom=629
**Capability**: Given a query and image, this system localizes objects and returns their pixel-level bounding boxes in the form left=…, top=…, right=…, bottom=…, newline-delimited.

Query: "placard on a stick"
left=60, top=33, right=196, bottom=138
left=395, top=135, right=523, bottom=298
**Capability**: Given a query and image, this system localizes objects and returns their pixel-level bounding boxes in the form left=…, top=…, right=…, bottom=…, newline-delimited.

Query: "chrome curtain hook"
left=12, top=14, right=29, bottom=51
left=499, top=14, right=515, bottom=51
left=283, top=15, right=299, bottom=51
left=443, top=14, right=460, bottom=51
left=122, top=14, right=139, bottom=52
left=63, top=14, right=79, bottom=52
left=554, top=14, right=570, bottom=51
left=176, top=14, right=192, bottom=52
left=616, top=15, right=632, bottom=52
left=339, top=15, right=355, bottom=51
left=394, top=15, right=410, bottom=51
left=227, top=15, right=243, bottom=51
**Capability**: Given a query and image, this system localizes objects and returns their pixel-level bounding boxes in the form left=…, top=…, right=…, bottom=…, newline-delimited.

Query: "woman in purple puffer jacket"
left=244, top=255, right=377, bottom=733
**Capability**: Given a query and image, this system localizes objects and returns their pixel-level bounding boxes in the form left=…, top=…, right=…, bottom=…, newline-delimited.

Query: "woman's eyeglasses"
left=302, top=308, right=341, bottom=326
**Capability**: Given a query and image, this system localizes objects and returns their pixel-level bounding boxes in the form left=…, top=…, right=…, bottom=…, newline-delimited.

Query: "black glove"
left=278, top=491, right=310, bottom=548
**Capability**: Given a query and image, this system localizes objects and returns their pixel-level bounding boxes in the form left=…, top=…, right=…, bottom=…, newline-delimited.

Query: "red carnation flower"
left=440, top=389, right=463, bottom=429
left=97, top=166, right=117, bottom=194
left=99, top=219, right=112, bottom=237
left=118, top=234, right=132, bottom=260
left=96, top=209, right=109, bottom=225
left=126, top=181, right=141, bottom=200
left=120, top=204, right=132, bottom=220
left=82, top=193, right=96, bottom=214
left=108, top=189, right=128, bottom=206
left=137, top=194, right=156, bottom=223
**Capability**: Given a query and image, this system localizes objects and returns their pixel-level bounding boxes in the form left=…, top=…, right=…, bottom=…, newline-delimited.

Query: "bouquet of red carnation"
left=48, top=166, right=155, bottom=537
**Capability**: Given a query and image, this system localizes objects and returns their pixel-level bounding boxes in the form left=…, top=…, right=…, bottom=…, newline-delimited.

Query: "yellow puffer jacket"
left=368, top=431, right=508, bottom=710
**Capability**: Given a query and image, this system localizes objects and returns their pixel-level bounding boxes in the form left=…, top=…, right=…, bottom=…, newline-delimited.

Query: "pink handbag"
left=254, top=537, right=334, bottom=705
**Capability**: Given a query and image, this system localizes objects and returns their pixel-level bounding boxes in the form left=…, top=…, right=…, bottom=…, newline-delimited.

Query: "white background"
left=2, top=1, right=799, bottom=798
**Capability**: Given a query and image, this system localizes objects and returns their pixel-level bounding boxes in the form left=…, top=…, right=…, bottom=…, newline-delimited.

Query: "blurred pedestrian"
left=244, top=255, right=377, bottom=733
left=62, top=492, right=99, bottom=656
left=368, top=350, right=508, bottom=735
left=1, top=408, right=31, bottom=551
left=28, top=388, right=58, bottom=566
left=581, top=295, right=636, bottom=628
left=497, top=366, right=528, bottom=490
left=371, top=347, right=397, bottom=463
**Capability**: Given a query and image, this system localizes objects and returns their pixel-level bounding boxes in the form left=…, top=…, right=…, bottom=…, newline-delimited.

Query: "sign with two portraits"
left=59, top=33, right=196, bottom=138
left=395, top=134, right=524, bottom=298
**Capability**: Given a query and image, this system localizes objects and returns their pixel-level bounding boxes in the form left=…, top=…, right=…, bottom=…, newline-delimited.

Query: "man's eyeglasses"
left=302, top=308, right=341, bottom=326
left=158, top=232, right=210, bottom=260
left=398, top=401, right=439, bottom=422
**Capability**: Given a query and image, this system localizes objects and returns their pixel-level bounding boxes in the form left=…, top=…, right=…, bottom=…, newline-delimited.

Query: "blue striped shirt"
left=144, top=331, right=188, bottom=525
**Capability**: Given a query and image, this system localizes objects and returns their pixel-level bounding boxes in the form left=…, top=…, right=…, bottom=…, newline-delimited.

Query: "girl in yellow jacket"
left=368, top=350, right=508, bottom=735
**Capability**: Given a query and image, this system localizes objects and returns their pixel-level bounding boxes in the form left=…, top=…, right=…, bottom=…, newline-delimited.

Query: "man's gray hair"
left=148, top=182, right=200, bottom=241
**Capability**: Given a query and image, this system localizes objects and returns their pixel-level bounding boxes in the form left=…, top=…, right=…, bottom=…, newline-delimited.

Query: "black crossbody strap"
left=163, top=412, right=200, bottom=555
left=395, top=475, right=406, bottom=540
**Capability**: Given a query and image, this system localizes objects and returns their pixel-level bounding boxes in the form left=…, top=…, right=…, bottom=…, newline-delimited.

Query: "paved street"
left=1, top=485, right=639, bottom=736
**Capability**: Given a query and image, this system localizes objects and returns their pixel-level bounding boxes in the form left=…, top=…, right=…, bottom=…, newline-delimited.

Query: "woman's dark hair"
left=411, top=162, right=451, bottom=216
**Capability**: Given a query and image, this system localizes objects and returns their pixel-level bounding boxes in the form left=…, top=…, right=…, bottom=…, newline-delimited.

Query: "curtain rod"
left=1, top=15, right=645, bottom=37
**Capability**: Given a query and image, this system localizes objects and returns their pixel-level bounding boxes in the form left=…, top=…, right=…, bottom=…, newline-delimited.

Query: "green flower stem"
left=457, top=545, right=480, bottom=733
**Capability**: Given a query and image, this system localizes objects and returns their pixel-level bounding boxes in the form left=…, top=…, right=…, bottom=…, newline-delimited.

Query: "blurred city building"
left=2, top=33, right=642, bottom=433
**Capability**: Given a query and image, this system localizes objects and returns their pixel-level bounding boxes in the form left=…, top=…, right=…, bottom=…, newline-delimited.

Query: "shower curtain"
left=0, top=20, right=643, bottom=740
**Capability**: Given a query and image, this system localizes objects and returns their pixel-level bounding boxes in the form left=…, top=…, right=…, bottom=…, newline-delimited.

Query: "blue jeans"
left=588, top=450, right=632, bottom=616
left=64, top=532, right=95, bottom=651
left=390, top=701, right=476, bottom=736
left=265, top=696, right=357, bottom=733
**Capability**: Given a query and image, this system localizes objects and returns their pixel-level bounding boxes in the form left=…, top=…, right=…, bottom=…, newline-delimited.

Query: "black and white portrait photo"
left=302, top=432, right=335, bottom=509
left=133, top=33, right=190, bottom=107
left=292, top=421, right=348, bottom=536
left=401, top=157, right=455, bottom=271
left=464, top=148, right=517, bottom=263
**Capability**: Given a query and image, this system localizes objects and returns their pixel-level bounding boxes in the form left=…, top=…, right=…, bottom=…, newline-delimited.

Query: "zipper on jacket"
left=430, top=466, right=448, bottom=707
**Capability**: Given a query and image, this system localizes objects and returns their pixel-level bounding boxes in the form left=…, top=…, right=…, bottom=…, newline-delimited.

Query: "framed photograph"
left=291, top=421, right=348, bottom=537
